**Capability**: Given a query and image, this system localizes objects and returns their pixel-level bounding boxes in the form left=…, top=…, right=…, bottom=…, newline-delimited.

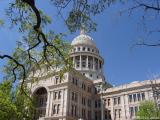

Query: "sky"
left=0, top=1, right=160, bottom=86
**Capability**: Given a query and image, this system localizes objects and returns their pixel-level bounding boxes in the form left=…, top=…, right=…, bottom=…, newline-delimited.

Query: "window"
left=99, top=62, right=102, bottom=69
left=72, top=92, right=74, bottom=101
left=88, top=99, right=91, bottom=107
left=82, top=109, right=86, bottom=119
left=55, top=77, right=58, bottom=84
left=57, top=104, right=60, bottom=114
left=118, top=97, right=121, bottom=104
left=141, top=93, right=145, bottom=100
left=74, top=105, right=77, bottom=116
left=108, top=99, right=110, bottom=106
left=82, top=97, right=86, bottom=105
left=129, top=107, right=134, bottom=118
left=92, top=49, right=94, bottom=52
left=82, top=83, right=86, bottom=90
left=58, top=91, right=61, bottom=99
left=71, top=105, right=74, bottom=116
left=90, top=74, right=92, bottom=77
left=119, top=109, right=121, bottom=118
left=108, top=110, right=111, bottom=119
left=95, top=111, right=98, bottom=120
left=75, top=79, right=78, bottom=86
left=54, top=92, right=57, bottom=100
left=78, top=47, right=80, bottom=51
left=72, top=92, right=78, bottom=102
left=94, top=88, right=97, bottom=94
left=88, top=48, right=90, bottom=51
left=53, top=105, right=56, bottom=114
left=128, top=95, right=132, bottom=103
left=114, top=98, right=117, bottom=105
left=98, top=99, right=101, bottom=108
left=95, top=100, right=97, bottom=108
left=137, top=93, right=141, bottom=101
left=83, top=47, right=86, bottom=51
left=88, top=86, right=92, bottom=93
left=82, top=61, right=86, bottom=67
left=88, top=110, right=91, bottom=120
left=133, top=94, right=136, bottom=102
left=135, top=106, right=138, bottom=114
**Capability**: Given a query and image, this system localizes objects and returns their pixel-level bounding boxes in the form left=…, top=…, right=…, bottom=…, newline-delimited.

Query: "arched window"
left=33, top=87, right=47, bottom=120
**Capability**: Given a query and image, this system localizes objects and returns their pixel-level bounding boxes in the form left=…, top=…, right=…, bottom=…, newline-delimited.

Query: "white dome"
left=71, top=34, right=96, bottom=47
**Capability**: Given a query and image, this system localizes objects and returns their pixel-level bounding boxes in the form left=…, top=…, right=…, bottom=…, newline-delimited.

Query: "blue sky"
left=0, top=1, right=160, bottom=86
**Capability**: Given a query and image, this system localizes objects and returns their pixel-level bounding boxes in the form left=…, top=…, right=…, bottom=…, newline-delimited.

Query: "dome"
left=71, top=34, right=96, bottom=47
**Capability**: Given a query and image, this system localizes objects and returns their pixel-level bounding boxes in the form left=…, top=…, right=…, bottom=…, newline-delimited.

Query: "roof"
left=71, top=34, right=96, bottom=47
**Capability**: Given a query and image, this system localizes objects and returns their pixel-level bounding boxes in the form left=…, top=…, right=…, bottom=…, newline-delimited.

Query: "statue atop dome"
left=80, top=28, right=86, bottom=35
left=80, top=25, right=87, bottom=35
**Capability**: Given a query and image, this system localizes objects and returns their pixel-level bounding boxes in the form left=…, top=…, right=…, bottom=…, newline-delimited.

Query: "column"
left=93, top=57, right=95, bottom=70
left=98, top=59, right=100, bottom=70
left=49, top=91, right=54, bottom=116
left=73, top=56, right=75, bottom=68
left=45, top=91, right=51, bottom=116
left=80, top=55, right=82, bottom=69
left=110, top=98, right=114, bottom=120
left=121, top=94, right=127, bottom=120
left=86, top=56, right=89, bottom=69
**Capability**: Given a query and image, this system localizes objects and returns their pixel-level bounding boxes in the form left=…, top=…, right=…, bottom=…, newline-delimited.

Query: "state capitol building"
left=27, top=30, right=160, bottom=120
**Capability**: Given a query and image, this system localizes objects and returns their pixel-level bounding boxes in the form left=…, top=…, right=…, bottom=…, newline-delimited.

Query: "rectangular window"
left=54, top=92, right=57, bottom=100
left=98, top=99, right=101, bottom=108
left=57, top=104, right=60, bottom=114
left=141, top=93, right=145, bottom=100
left=118, top=97, right=121, bottom=104
left=108, top=110, right=111, bottom=119
left=95, top=100, right=97, bottom=108
left=108, top=99, right=110, bottom=106
left=114, top=98, right=117, bottom=105
left=128, top=95, right=132, bottom=103
left=137, top=93, right=141, bottom=101
left=133, top=94, right=136, bottom=102
left=129, top=107, right=134, bottom=118
left=119, top=109, right=121, bottom=118
left=58, top=91, right=61, bottom=99
left=88, top=110, right=91, bottom=120
left=55, top=76, right=59, bottom=84
left=72, top=92, right=74, bottom=101
left=74, top=105, right=77, bottom=116
left=71, top=105, right=74, bottom=116
left=135, top=106, right=138, bottom=115
left=53, top=105, right=56, bottom=114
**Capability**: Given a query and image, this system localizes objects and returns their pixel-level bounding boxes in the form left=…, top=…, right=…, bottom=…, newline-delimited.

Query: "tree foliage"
left=136, top=100, right=160, bottom=120
left=0, top=80, right=34, bottom=120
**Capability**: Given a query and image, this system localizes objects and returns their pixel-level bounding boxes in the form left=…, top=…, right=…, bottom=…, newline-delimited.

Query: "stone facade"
left=27, top=31, right=160, bottom=120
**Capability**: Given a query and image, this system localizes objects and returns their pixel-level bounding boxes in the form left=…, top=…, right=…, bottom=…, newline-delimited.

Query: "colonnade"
left=72, top=55, right=102, bottom=71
